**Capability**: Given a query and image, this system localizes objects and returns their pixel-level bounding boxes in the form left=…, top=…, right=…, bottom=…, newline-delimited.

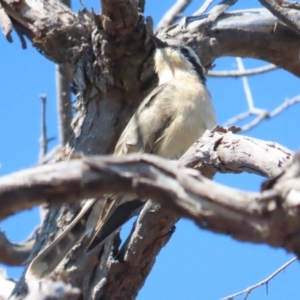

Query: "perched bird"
left=25, top=35, right=217, bottom=280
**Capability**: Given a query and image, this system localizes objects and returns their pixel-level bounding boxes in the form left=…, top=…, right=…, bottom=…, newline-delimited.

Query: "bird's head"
left=149, top=35, right=206, bottom=84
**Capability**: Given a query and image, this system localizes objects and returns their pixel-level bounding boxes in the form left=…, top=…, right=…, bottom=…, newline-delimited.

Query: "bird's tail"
left=25, top=199, right=98, bottom=281
left=85, top=196, right=145, bottom=252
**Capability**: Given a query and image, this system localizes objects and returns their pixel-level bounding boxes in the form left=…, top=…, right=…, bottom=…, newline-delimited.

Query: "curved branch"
left=161, top=8, right=300, bottom=77
left=0, top=129, right=292, bottom=220
left=2, top=130, right=295, bottom=299
left=0, top=231, right=35, bottom=266
left=1, top=136, right=300, bottom=262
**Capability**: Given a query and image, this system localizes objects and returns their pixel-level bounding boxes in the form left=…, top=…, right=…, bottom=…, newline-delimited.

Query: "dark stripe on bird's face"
left=180, top=47, right=206, bottom=84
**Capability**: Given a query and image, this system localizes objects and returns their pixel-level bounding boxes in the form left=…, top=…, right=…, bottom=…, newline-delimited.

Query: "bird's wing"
left=114, top=83, right=176, bottom=155
left=85, top=195, right=144, bottom=251
left=26, top=199, right=99, bottom=280
left=85, top=83, right=177, bottom=251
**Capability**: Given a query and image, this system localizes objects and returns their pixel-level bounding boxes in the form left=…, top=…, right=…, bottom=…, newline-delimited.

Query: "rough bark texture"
left=0, top=0, right=300, bottom=299
left=0, top=128, right=293, bottom=219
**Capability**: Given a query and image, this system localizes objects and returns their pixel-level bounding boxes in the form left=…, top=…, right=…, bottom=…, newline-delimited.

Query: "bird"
left=25, top=35, right=217, bottom=280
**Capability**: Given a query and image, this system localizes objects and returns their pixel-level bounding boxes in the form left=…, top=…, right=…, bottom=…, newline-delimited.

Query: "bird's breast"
left=156, top=85, right=215, bottom=159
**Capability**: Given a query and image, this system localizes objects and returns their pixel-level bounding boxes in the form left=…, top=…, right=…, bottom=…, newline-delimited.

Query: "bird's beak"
left=149, top=35, right=168, bottom=49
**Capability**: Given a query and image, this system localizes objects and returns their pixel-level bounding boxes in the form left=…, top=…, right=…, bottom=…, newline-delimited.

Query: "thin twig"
left=39, top=94, right=55, bottom=222
left=208, top=64, right=277, bottom=77
left=223, top=58, right=272, bottom=131
left=224, top=95, right=300, bottom=131
left=56, top=65, right=72, bottom=146
left=180, top=0, right=237, bottom=28
left=193, top=0, right=214, bottom=16
left=236, top=57, right=254, bottom=110
left=157, top=0, right=192, bottom=31
left=198, top=0, right=237, bottom=23
left=221, top=257, right=298, bottom=300
left=39, top=94, right=47, bottom=163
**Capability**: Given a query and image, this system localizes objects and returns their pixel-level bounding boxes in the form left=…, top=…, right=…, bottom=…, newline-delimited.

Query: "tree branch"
left=56, top=66, right=72, bottom=146
left=259, top=0, right=300, bottom=35
left=221, top=257, right=297, bottom=300
left=0, top=231, right=35, bottom=266
left=208, top=64, right=278, bottom=77
left=162, top=8, right=300, bottom=77
left=224, top=94, right=300, bottom=131
left=0, top=128, right=292, bottom=220
left=192, top=0, right=214, bottom=17
left=156, top=0, right=191, bottom=31
left=1, top=135, right=300, bottom=284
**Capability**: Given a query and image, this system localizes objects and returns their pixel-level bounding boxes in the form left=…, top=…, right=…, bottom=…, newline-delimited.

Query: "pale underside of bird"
left=25, top=35, right=217, bottom=281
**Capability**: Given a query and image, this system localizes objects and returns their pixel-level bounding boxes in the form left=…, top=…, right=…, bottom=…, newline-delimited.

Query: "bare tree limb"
left=157, top=0, right=192, bottom=31
left=0, top=129, right=292, bottom=220
left=162, top=8, right=300, bottom=77
left=179, top=127, right=292, bottom=178
left=1, top=129, right=300, bottom=260
left=192, top=0, right=214, bottom=17
left=56, top=65, right=72, bottom=147
left=180, top=0, right=237, bottom=26
left=221, top=257, right=297, bottom=300
left=39, top=94, right=48, bottom=163
left=237, top=57, right=256, bottom=110
left=259, top=0, right=300, bottom=35
left=224, top=94, right=300, bottom=131
left=0, top=231, right=35, bottom=266
left=55, top=0, right=72, bottom=147
left=1, top=141, right=299, bottom=256
left=204, top=0, right=237, bottom=22
left=208, top=64, right=278, bottom=77
left=39, top=95, right=55, bottom=163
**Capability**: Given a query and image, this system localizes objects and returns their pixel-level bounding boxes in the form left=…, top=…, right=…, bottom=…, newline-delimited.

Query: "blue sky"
left=1, top=1, right=300, bottom=299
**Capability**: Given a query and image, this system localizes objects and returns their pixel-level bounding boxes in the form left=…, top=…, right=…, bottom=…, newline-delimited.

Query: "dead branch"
left=178, top=0, right=237, bottom=28
left=259, top=0, right=300, bottom=35
left=221, top=257, right=297, bottom=300
left=224, top=94, right=300, bottom=131
left=180, top=127, right=292, bottom=178
left=156, top=0, right=192, bottom=31
left=204, top=0, right=237, bottom=22
left=0, top=231, right=35, bottom=266
left=0, top=129, right=292, bottom=220
left=162, top=8, right=300, bottom=77
left=192, top=0, right=214, bottom=17
left=1, top=1, right=300, bottom=78
left=39, top=95, right=48, bottom=162
left=208, top=64, right=278, bottom=77
left=56, top=65, right=72, bottom=146
left=39, top=95, right=55, bottom=163
left=1, top=129, right=300, bottom=259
